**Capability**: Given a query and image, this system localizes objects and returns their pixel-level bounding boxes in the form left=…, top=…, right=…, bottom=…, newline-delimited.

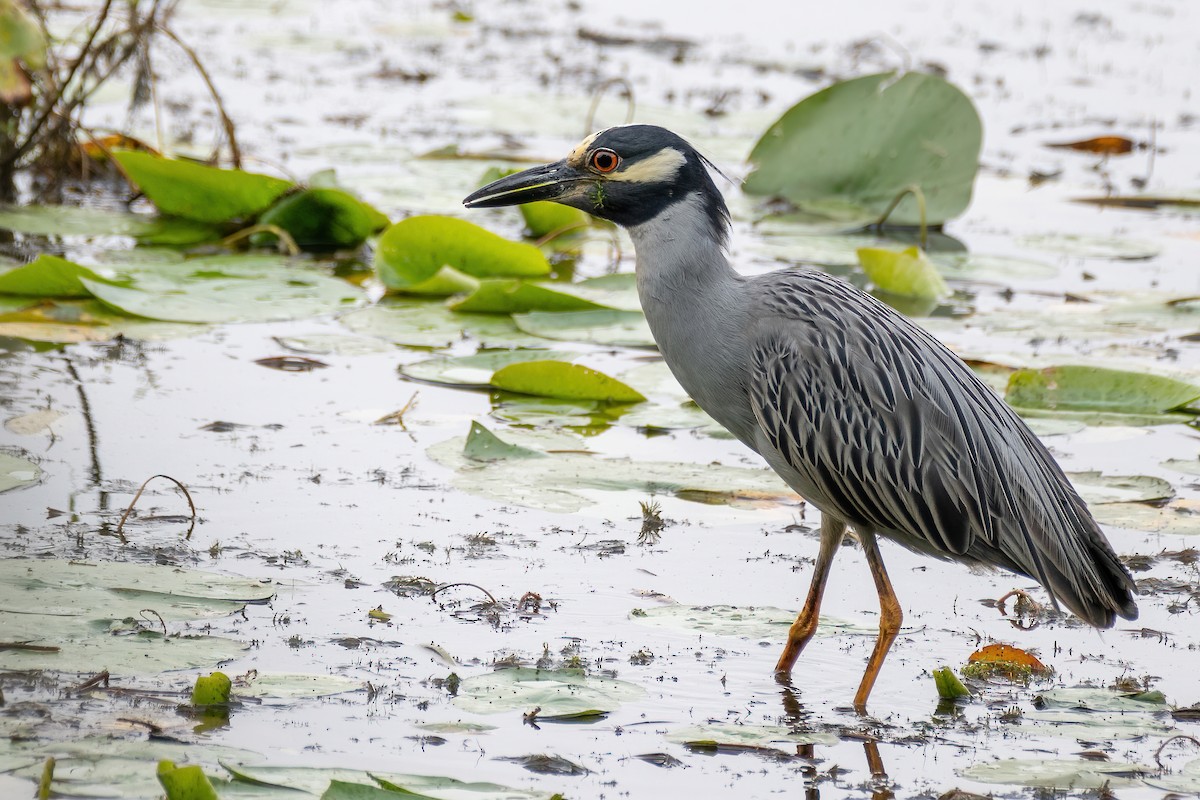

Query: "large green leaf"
left=513, top=309, right=655, bottom=347
left=0, top=204, right=216, bottom=243
left=113, top=151, right=294, bottom=223
left=374, top=216, right=550, bottom=291
left=0, top=255, right=103, bottom=297
left=857, top=246, right=949, bottom=301
left=450, top=273, right=641, bottom=314
left=491, top=360, right=646, bottom=403
left=1005, top=365, right=1200, bottom=415
left=256, top=188, right=389, bottom=250
left=744, top=72, right=982, bottom=225
left=401, top=349, right=577, bottom=388
left=340, top=300, right=546, bottom=349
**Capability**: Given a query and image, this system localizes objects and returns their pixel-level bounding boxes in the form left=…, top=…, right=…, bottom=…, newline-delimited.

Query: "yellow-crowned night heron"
left=463, top=124, right=1138, bottom=712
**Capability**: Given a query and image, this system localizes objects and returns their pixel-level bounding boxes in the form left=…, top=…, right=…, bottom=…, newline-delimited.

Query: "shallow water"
left=3, top=0, right=1200, bottom=797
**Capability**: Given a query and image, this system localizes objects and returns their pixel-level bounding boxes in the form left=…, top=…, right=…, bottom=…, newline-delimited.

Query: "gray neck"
left=629, top=191, right=739, bottom=309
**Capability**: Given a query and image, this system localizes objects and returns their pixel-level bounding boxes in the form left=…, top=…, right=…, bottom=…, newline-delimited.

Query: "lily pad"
left=1067, top=471, right=1174, bottom=505
left=340, top=300, right=546, bottom=349
left=857, top=246, right=949, bottom=301
left=402, top=349, right=575, bottom=388
left=960, top=758, right=1151, bottom=789
left=664, top=723, right=836, bottom=750
left=220, top=764, right=549, bottom=800
left=0, top=450, right=41, bottom=492
left=1006, top=365, right=1200, bottom=416
left=256, top=187, right=389, bottom=250
left=491, top=361, right=647, bottom=403
left=1018, top=233, right=1161, bottom=261
left=0, top=254, right=106, bottom=297
left=629, top=603, right=908, bottom=640
left=452, top=668, right=643, bottom=716
left=744, top=71, right=982, bottom=225
left=450, top=273, right=640, bottom=314
left=513, top=309, right=655, bottom=347
left=114, top=150, right=294, bottom=223
left=79, top=255, right=364, bottom=324
left=375, top=216, right=550, bottom=291
left=0, top=298, right=203, bottom=343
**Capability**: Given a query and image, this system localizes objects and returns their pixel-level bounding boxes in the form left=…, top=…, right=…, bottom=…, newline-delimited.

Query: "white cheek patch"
left=606, top=147, right=687, bottom=183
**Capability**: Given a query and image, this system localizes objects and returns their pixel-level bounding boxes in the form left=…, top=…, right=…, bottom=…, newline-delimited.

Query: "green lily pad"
left=1018, top=233, right=1161, bottom=261
left=629, top=603, right=904, bottom=640
left=745, top=71, right=982, bottom=225
left=192, top=672, right=233, bottom=706
left=79, top=255, right=364, bottom=324
left=664, top=723, right=837, bottom=750
left=513, top=309, right=655, bottom=347
left=0, top=450, right=41, bottom=492
left=857, top=246, right=949, bottom=301
left=1090, top=501, right=1200, bottom=535
left=114, top=151, right=294, bottom=223
left=375, top=216, right=550, bottom=291
left=1067, top=471, right=1174, bottom=505
left=0, top=298, right=203, bottom=343
left=463, top=420, right=544, bottom=461
left=158, top=762, right=221, bottom=800
left=256, top=188, right=389, bottom=250
left=450, top=280, right=603, bottom=314
left=403, top=349, right=575, bottom=388
left=0, top=204, right=209, bottom=240
left=340, top=300, right=546, bottom=349
left=1005, top=365, right=1200, bottom=416
left=960, top=758, right=1151, bottom=789
left=452, top=667, right=643, bottom=716
left=491, top=360, right=646, bottom=403
left=220, top=765, right=549, bottom=800
left=0, top=254, right=105, bottom=297
left=232, top=673, right=365, bottom=699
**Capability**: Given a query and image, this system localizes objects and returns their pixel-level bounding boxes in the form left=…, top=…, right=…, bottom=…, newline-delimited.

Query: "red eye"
left=590, top=148, right=620, bottom=173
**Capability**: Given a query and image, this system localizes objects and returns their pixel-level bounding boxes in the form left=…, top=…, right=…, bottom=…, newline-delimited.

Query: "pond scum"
left=1, top=1, right=1200, bottom=798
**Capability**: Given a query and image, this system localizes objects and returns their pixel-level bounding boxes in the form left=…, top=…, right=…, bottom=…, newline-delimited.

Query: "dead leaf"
left=1045, top=136, right=1136, bottom=155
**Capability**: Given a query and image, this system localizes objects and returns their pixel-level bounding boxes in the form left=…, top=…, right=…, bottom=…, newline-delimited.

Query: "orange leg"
left=774, top=516, right=846, bottom=675
left=853, top=529, right=904, bottom=714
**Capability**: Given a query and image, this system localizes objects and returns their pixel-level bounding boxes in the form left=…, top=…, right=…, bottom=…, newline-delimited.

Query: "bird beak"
left=462, top=159, right=586, bottom=208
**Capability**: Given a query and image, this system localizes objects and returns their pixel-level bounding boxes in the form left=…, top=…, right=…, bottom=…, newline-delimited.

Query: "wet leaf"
left=857, top=246, right=949, bottom=301
left=375, top=216, right=550, bottom=291
left=256, top=188, right=389, bottom=250
left=1091, top=500, right=1200, bottom=535
left=1045, top=135, right=1135, bottom=155
left=463, top=421, right=544, bottom=461
left=0, top=255, right=106, bottom=297
left=1035, top=687, right=1168, bottom=711
left=274, top=333, right=393, bottom=356
left=665, top=723, right=837, bottom=750
left=192, top=672, right=232, bottom=706
left=1073, top=195, right=1200, bottom=214
left=1018, top=233, right=1160, bottom=261
left=934, top=667, right=971, bottom=700
left=491, top=361, right=647, bottom=403
left=452, top=667, right=643, bottom=716
left=158, top=761, right=220, bottom=800
left=402, top=349, right=575, bottom=388
left=450, top=273, right=640, bottom=314
left=0, top=450, right=41, bottom=492
left=745, top=71, right=982, bottom=225
left=340, top=300, right=546, bottom=349
left=513, top=309, right=655, bottom=347
left=1005, top=365, right=1200, bottom=416
left=630, top=603, right=910, bottom=640
left=322, top=780, right=435, bottom=800
left=494, top=754, right=588, bottom=776
left=960, top=758, right=1151, bottom=789
left=964, top=643, right=1052, bottom=681
left=233, top=672, right=364, bottom=699
left=114, top=150, right=294, bottom=223
left=1067, top=471, right=1174, bottom=505
left=79, top=255, right=364, bottom=324
left=0, top=298, right=202, bottom=343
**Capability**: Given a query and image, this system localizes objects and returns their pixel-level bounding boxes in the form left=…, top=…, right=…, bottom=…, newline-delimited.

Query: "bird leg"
left=853, top=528, right=903, bottom=714
left=774, top=516, right=846, bottom=675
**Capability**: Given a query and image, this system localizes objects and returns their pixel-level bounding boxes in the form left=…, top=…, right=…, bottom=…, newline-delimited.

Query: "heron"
left=463, top=124, right=1138, bottom=712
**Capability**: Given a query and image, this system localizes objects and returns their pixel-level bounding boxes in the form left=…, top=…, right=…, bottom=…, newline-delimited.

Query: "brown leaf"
left=968, top=643, right=1052, bottom=675
left=254, top=355, right=329, bottom=372
left=1045, top=135, right=1136, bottom=155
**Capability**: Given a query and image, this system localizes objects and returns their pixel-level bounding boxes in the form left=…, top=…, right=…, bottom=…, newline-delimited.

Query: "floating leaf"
left=218, top=764, right=546, bottom=799
left=375, top=216, right=550, bottom=291
left=1067, top=471, right=1174, bottom=506
left=0, top=255, right=106, bottom=297
left=79, top=255, right=363, bottom=324
left=857, top=246, right=949, bottom=301
left=664, top=723, right=837, bottom=750
left=0, top=450, right=41, bottom=493
left=744, top=71, right=982, bottom=225
left=256, top=188, right=389, bottom=250
left=1090, top=500, right=1200, bottom=535
left=964, top=643, right=1052, bottom=681
left=232, top=673, right=364, bottom=699
left=452, top=668, right=643, bottom=716
left=0, top=204, right=218, bottom=242
left=491, top=360, right=646, bottom=403
left=402, top=349, right=575, bottom=388
left=157, top=762, right=220, bottom=800
left=463, top=421, right=544, bottom=461
left=113, top=150, right=294, bottom=223
left=1005, top=365, right=1200, bottom=416
left=340, top=300, right=545, bottom=349
left=934, top=667, right=970, bottom=700
left=960, top=758, right=1151, bottom=789
left=191, top=672, right=232, bottom=706
left=513, top=309, right=655, bottom=347
left=1018, top=233, right=1160, bottom=261
left=629, top=603, right=911, bottom=640
left=1045, top=135, right=1136, bottom=155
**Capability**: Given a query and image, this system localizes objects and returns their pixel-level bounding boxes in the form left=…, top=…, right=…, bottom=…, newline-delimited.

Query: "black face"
left=463, top=124, right=729, bottom=236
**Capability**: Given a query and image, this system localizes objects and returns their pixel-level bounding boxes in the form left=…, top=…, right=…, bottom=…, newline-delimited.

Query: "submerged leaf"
left=857, top=246, right=949, bottom=301
left=745, top=71, right=982, bottom=225
left=113, top=151, right=294, bottom=223
left=0, top=450, right=41, bottom=493
left=452, top=668, right=643, bottom=715
left=1006, top=365, right=1200, bottom=416
left=375, top=216, right=550, bottom=291
left=491, top=360, right=647, bottom=403
left=513, top=309, right=655, bottom=347
left=933, top=667, right=971, bottom=700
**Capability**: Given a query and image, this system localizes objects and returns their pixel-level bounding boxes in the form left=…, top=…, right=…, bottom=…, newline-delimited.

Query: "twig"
left=431, top=582, right=500, bottom=605
left=1154, top=734, right=1200, bottom=769
left=38, top=757, right=54, bottom=800
left=585, top=77, right=636, bottom=135
left=68, top=670, right=110, bottom=693
left=873, top=183, right=928, bottom=249
left=221, top=224, right=300, bottom=255
left=140, top=608, right=168, bottom=636
left=0, top=642, right=60, bottom=653
left=115, top=474, right=197, bottom=542
left=154, top=24, right=241, bottom=167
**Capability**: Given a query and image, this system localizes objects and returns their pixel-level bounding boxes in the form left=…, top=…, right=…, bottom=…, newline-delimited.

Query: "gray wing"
left=745, top=270, right=1136, bottom=627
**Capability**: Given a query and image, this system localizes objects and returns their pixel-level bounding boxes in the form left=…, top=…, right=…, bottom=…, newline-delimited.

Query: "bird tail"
left=1039, top=522, right=1138, bottom=628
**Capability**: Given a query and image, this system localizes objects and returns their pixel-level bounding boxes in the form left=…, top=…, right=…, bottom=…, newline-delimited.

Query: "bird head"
left=463, top=124, right=729, bottom=238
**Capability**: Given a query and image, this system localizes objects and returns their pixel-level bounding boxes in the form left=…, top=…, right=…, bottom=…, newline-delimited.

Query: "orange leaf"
left=1045, top=136, right=1135, bottom=156
left=968, top=643, right=1050, bottom=674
